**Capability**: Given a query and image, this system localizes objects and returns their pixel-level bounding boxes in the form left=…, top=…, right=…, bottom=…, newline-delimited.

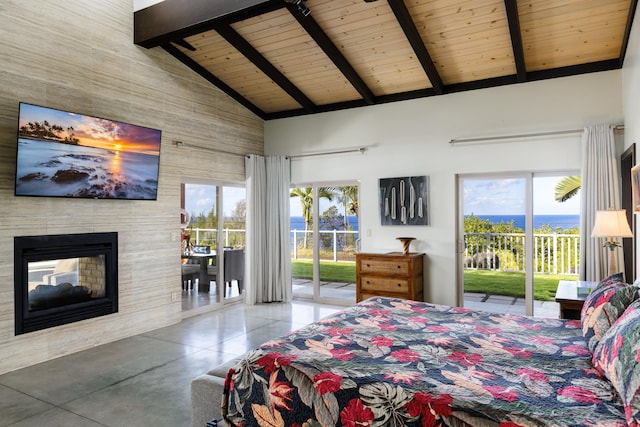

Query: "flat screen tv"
left=15, top=102, right=161, bottom=200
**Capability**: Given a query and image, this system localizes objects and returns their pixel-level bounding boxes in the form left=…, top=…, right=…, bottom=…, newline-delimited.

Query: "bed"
left=221, top=279, right=640, bottom=426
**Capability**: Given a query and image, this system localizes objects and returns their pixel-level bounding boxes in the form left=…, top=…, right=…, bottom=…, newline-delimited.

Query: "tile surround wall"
left=0, top=0, right=263, bottom=374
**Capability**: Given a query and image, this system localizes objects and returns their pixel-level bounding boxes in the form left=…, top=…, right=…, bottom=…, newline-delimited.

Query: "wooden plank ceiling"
left=134, top=0, right=638, bottom=120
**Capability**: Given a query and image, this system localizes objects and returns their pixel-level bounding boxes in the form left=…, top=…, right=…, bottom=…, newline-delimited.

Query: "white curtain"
left=579, top=124, right=621, bottom=281
left=244, top=155, right=292, bottom=304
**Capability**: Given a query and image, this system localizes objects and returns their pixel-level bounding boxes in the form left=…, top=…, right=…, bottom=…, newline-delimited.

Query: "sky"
left=463, top=176, right=580, bottom=215
left=186, top=176, right=580, bottom=222
left=186, top=185, right=334, bottom=218
left=19, top=103, right=161, bottom=155
left=184, top=184, right=246, bottom=218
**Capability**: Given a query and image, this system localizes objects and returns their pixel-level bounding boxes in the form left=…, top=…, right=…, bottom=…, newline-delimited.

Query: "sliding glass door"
left=458, top=172, right=580, bottom=317
left=460, top=175, right=529, bottom=315
left=180, top=180, right=246, bottom=315
left=221, top=185, right=246, bottom=301
left=290, top=183, right=359, bottom=304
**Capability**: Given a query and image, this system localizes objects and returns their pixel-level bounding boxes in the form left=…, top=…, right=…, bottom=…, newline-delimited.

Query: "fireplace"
left=14, top=232, right=118, bottom=335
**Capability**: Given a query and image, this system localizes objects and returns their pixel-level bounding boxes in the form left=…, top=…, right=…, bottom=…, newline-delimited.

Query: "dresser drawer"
left=355, top=252, right=425, bottom=302
left=360, top=275, right=409, bottom=293
left=359, top=259, right=410, bottom=276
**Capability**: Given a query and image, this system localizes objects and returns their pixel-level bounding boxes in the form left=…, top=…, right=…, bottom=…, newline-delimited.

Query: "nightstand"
left=554, top=280, right=598, bottom=320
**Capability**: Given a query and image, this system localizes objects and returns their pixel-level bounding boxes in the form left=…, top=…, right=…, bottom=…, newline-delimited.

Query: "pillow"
left=591, top=299, right=640, bottom=426
left=594, top=273, right=625, bottom=291
left=581, top=281, right=639, bottom=351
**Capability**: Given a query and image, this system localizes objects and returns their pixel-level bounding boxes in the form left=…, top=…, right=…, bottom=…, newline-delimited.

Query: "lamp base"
left=607, top=246, right=619, bottom=277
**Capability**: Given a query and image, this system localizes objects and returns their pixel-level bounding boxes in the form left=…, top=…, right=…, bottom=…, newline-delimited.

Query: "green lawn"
left=292, top=259, right=356, bottom=282
left=463, top=270, right=578, bottom=301
left=291, top=259, right=577, bottom=301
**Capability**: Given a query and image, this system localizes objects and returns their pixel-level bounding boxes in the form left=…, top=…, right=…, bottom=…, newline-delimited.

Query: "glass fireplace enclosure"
left=14, top=232, right=118, bottom=335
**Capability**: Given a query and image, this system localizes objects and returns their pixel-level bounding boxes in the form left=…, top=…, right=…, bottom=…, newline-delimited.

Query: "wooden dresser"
left=356, top=252, right=425, bottom=302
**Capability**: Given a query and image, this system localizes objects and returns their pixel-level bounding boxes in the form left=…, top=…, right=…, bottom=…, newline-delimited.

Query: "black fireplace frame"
left=14, top=232, right=118, bottom=335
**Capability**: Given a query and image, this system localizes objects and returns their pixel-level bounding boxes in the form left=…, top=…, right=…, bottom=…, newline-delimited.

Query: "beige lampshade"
left=591, top=209, right=633, bottom=238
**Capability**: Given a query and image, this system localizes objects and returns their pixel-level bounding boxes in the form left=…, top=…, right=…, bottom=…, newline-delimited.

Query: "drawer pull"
left=397, top=283, right=402, bottom=287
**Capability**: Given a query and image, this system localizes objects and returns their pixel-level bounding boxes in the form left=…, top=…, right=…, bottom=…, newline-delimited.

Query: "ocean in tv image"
left=15, top=103, right=161, bottom=200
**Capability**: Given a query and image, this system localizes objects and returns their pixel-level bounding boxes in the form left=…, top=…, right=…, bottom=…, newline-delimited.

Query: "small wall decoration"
left=632, top=164, right=640, bottom=213
left=379, top=176, right=429, bottom=225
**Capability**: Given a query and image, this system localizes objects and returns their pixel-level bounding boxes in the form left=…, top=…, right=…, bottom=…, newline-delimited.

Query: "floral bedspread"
left=222, top=297, right=626, bottom=426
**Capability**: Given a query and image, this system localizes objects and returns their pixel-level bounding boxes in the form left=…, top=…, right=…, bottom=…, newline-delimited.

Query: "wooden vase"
left=397, top=237, right=415, bottom=255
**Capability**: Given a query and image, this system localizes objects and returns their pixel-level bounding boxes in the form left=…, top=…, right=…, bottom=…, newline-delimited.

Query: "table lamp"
left=591, top=209, right=633, bottom=276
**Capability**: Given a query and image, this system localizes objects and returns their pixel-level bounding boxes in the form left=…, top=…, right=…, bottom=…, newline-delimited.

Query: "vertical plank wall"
left=0, top=0, right=264, bottom=374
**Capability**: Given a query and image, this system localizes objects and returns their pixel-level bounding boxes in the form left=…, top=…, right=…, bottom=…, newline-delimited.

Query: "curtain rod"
left=173, top=140, right=366, bottom=159
left=449, top=125, right=625, bottom=145
left=288, top=147, right=366, bottom=159
left=173, top=140, right=255, bottom=157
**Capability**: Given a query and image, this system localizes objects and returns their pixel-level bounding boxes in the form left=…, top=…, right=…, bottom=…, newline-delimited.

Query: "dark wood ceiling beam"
left=504, top=0, right=527, bottom=82
left=215, top=25, right=316, bottom=113
left=526, top=59, right=619, bottom=82
left=162, top=43, right=266, bottom=119
left=174, top=39, right=196, bottom=52
left=285, top=3, right=376, bottom=105
left=266, top=59, right=621, bottom=120
left=387, top=0, right=444, bottom=95
left=134, top=0, right=283, bottom=48
left=619, top=0, right=638, bottom=67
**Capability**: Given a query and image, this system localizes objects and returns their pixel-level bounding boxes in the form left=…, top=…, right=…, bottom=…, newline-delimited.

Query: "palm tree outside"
left=555, top=176, right=581, bottom=202
left=334, top=185, right=359, bottom=229
left=290, top=187, right=334, bottom=248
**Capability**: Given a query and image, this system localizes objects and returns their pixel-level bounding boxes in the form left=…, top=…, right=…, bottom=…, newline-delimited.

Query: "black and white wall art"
left=379, top=176, right=429, bottom=226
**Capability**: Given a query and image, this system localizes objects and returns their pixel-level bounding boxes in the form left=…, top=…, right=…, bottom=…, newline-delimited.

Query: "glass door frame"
left=290, top=180, right=360, bottom=306
left=456, top=172, right=534, bottom=315
left=456, top=170, right=580, bottom=316
left=220, top=183, right=246, bottom=303
left=181, top=177, right=245, bottom=317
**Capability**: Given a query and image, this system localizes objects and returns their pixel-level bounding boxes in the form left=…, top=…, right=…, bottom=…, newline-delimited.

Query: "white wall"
left=623, top=16, right=640, bottom=160
left=266, top=71, right=624, bottom=306
left=622, top=10, right=640, bottom=276
left=133, top=0, right=163, bottom=11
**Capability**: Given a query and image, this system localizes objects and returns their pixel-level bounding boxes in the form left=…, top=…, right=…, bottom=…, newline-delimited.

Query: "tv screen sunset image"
left=15, top=103, right=161, bottom=200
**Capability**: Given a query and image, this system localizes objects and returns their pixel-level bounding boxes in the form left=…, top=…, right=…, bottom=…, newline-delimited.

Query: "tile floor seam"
left=0, top=384, right=108, bottom=427
left=7, top=406, right=109, bottom=427
left=87, top=355, right=189, bottom=391
left=0, top=383, right=52, bottom=405
left=138, top=333, right=220, bottom=350
left=54, top=349, right=200, bottom=409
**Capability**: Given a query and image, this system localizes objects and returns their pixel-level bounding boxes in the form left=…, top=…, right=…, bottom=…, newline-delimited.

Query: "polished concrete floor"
left=1, top=280, right=563, bottom=427
left=0, top=300, right=344, bottom=427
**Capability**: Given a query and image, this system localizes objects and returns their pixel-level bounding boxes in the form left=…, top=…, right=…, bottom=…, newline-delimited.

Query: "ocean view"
left=290, top=214, right=580, bottom=232
left=291, top=216, right=359, bottom=231
left=471, top=214, right=579, bottom=231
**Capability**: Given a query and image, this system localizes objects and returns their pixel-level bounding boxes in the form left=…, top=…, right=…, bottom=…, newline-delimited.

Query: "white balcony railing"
left=290, top=229, right=359, bottom=261
left=184, top=228, right=359, bottom=261
left=464, top=232, right=580, bottom=275
left=186, top=228, right=580, bottom=275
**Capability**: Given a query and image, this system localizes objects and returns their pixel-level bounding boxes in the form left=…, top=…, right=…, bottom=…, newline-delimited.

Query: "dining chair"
left=181, top=258, right=200, bottom=291
left=207, top=249, right=244, bottom=296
